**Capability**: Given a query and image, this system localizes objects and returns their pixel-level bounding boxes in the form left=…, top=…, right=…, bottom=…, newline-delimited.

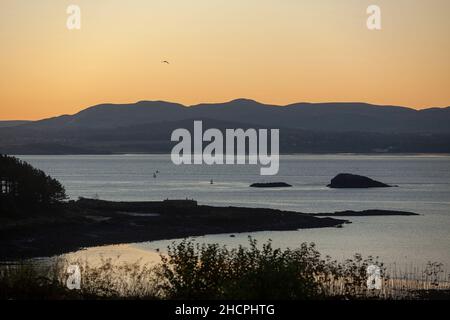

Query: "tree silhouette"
left=0, top=154, right=67, bottom=213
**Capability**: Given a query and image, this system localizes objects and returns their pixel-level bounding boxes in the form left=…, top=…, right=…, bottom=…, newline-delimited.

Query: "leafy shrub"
left=157, top=237, right=386, bottom=300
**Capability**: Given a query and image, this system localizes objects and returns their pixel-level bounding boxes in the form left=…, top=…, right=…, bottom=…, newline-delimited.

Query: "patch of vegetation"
left=158, top=238, right=387, bottom=299
left=1, top=239, right=448, bottom=300
left=0, top=261, right=80, bottom=300
left=0, top=154, right=67, bottom=217
left=0, top=258, right=160, bottom=300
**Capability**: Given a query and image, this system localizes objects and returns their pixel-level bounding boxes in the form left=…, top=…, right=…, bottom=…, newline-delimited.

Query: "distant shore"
left=10, top=152, right=450, bottom=156
left=0, top=198, right=418, bottom=261
left=310, top=210, right=419, bottom=217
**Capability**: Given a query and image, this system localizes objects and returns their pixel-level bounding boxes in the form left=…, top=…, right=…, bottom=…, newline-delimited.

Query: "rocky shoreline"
left=0, top=199, right=418, bottom=261
left=0, top=199, right=347, bottom=261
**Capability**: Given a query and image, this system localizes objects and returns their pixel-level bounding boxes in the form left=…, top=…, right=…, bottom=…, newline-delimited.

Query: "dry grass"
left=318, top=262, right=450, bottom=299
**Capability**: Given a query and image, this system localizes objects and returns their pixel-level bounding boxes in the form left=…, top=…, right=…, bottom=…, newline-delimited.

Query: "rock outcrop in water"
left=250, top=182, right=292, bottom=188
left=327, top=173, right=392, bottom=188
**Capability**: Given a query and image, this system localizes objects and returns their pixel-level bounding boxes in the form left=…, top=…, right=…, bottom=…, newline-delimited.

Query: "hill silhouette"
left=1, top=99, right=449, bottom=154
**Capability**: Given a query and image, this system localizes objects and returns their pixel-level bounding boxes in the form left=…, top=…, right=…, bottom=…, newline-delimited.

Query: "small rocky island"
left=327, top=173, right=393, bottom=188
left=250, top=182, right=292, bottom=188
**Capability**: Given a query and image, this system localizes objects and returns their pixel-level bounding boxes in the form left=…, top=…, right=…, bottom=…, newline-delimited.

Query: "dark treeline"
left=0, top=154, right=66, bottom=216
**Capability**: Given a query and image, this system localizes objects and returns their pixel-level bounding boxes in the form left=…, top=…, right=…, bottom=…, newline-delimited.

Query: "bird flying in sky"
left=161, top=60, right=170, bottom=64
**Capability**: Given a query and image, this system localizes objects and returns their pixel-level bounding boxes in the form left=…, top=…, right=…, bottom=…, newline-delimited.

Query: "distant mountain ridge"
left=10, top=99, right=450, bottom=133
left=1, top=99, right=449, bottom=154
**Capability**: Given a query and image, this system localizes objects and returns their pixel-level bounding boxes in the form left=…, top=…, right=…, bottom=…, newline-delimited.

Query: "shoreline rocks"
left=0, top=198, right=344, bottom=261
left=250, top=182, right=292, bottom=188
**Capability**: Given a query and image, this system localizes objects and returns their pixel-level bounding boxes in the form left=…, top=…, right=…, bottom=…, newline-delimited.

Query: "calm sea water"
left=18, top=154, right=450, bottom=267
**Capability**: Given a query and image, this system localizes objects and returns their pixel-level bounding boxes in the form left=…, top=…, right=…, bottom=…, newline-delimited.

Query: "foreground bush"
left=3, top=238, right=449, bottom=300
left=158, top=238, right=386, bottom=299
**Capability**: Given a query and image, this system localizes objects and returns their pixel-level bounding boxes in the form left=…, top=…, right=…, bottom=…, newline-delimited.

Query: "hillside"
left=1, top=99, right=449, bottom=154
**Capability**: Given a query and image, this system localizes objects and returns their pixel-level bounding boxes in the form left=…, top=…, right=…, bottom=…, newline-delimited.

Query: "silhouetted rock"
left=327, top=173, right=392, bottom=188
left=250, top=182, right=292, bottom=188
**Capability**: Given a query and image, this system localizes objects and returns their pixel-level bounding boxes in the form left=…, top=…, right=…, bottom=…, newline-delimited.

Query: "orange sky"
left=1, top=0, right=449, bottom=120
